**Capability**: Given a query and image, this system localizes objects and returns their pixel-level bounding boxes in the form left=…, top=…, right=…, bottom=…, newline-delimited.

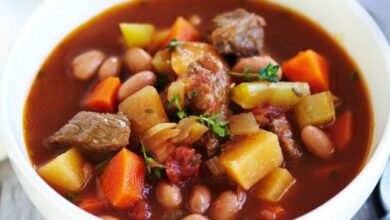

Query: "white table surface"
left=0, top=0, right=389, bottom=219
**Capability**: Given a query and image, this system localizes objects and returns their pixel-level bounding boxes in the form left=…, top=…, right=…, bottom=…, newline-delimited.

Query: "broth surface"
left=24, top=0, right=372, bottom=219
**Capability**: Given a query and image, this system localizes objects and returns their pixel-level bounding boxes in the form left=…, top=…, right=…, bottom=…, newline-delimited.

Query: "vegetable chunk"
left=119, top=86, right=168, bottom=135
left=120, top=23, right=155, bottom=48
left=329, top=111, right=353, bottom=150
left=84, top=76, right=121, bottom=113
left=220, top=130, right=283, bottom=190
left=231, top=82, right=310, bottom=109
left=253, top=167, right=296, bottom=203
left=100, top=148, right=145, bottom=208
left=162, top=17, right=201, bottom=48
left=282, top=49, right=329, bottom=92
left=229, top=112, right=259, bottom=135
left=171, top=42, right=221, bottom=75
left=295, top=91, right=335, bottom=128
left=38, top=148, right=87, bottom=192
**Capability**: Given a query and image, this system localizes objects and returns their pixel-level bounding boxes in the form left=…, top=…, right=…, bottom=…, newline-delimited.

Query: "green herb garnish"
left=65, top=192, right=80, bottom=203
left=258, top=64, right=280, bottom=82
left=166, top=39, right=182, bottom=51
left=190, top=113, right=230, bottom=137
left=168, top=96, right=187, bottom=119
left=167, top=95, right=229, bottom=137
left=229, top=63, right=280, bottom=82
left=141, top=142, right=166, bottom=177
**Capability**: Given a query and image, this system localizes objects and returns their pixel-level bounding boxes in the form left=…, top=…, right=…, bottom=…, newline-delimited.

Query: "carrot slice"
left=329, top=111, right=353, bottom=150
left=282, top=50, right=330, bottom=92
left=84, top=76, right=121, bottom=113
left=79, top=198, right=106, bottom=213
left=100, top=148, right=145, bottom=208
left=162, top=17, right=201, bottom=48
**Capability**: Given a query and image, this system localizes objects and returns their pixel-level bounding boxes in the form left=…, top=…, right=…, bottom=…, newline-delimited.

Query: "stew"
left=24, top=0, right=372, bottom=219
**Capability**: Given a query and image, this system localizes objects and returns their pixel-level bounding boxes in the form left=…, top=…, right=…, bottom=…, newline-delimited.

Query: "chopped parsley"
left=258, top=64, right=280, bottom=82
left=141, top=142, right=166, bottom=177
left=190, top=113, right=230, bottom=138
left=229, top=63, right=280, bottom=82
left=166, top=39, right=182, bottom=51
left=168, top=95, right=230, bottom=137
left=168, top=96, right=187, bottom=119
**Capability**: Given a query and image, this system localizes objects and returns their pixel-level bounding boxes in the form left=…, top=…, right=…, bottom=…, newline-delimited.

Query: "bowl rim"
left=1, top=0, right=390, bottom=219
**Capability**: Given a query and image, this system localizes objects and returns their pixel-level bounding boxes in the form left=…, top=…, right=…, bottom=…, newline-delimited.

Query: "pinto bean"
left=98, top=56, right=121, bottom=80
left=209, top=190, right=246, bottom=220
left=72, top=49, right=105, bottom=80
left=301, top=125, right=335, bottom=159
left=182, top=214, right=209, bottom=220
left=232, top=55, right=283, bottom=80
left=125, top=48, right=153, bottom=73
left=117, top=71, right=156, bottom=101
left=156, top=181, right=183, bottom=209
left=188, top=185, right=211, bottom=214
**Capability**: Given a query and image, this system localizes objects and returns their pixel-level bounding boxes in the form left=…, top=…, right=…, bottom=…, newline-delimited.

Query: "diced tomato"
left=166, top=146, right=201, bottom=184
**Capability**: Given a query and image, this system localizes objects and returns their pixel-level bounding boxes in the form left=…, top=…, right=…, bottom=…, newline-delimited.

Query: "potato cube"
left=119, top=86, right=168, bottom=134
left=295, top=91, right=335, bottom=127
left=220, top=130, right=283, bottom=190
left=38, top=148, right=87, bottom=192
left=229, top=112, right=259, bottom=135
left=231, top=82, right=310, bottom=109
left=120, top=23, right=155, bottom=48
left=253, top=168, right=296, bottom=203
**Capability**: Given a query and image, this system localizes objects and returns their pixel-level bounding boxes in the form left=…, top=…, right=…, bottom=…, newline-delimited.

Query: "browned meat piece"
left=197, top=132, right=220, bottom=157
left=49, top=111, right=131, bottom=161
left=210, top=8, right=266, bottom=57
left=179, top=55, right=231, bottom=118
left=179, top=55, right=231, bottom=156
left=251, top=105, right=289, bottom=127
left=269, top=115, right=302, bottom=159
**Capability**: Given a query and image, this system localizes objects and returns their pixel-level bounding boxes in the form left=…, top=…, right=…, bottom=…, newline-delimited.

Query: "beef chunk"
left=251, top=105, right=301, bottom=158
left=49, top=111, right=131, bottom=161
left=269, top=115, right=302, bottom=159
left=251, top=105, right=289, bottom=127
left=179, top=55, right=231, bottom=119
left=210, top=8, right=266, bottom=57
left=197, top=132, right=220, bottom=157
left=179, top=55, right=231, bottom=156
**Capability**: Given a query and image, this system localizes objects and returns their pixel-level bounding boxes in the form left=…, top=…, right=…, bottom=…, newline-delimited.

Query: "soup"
left=24, top=0, right=372, bottom=219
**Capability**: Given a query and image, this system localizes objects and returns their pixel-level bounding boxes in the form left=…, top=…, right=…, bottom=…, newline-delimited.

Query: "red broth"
left=24, top=0, right=372, bottom=219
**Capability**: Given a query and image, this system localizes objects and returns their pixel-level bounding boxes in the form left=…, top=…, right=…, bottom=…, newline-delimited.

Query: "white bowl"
left=1, top=0, right=390, bottom=219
